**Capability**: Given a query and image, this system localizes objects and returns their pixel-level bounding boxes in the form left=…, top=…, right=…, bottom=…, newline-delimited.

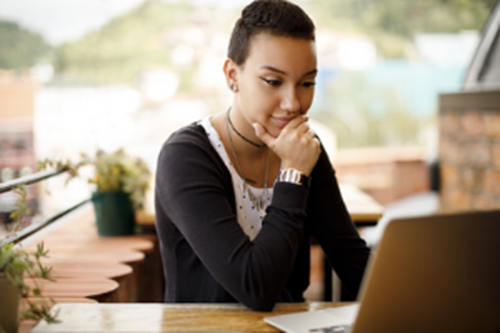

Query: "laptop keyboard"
left=309, top=324, right=352, bottom=333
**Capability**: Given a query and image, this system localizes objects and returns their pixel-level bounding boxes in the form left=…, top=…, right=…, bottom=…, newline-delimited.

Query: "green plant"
left=0, top=242, right=57, bottom=324
left=38, top=148, right=151, bottom=210
left=6, top=185, right=32, bottom=234
left=0, top=185, right=58, bottom=332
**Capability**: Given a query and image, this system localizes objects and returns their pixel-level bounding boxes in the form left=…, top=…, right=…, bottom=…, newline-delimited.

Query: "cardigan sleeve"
left=307, top=148, right=371, bottom=300
left=155, top=127, right=308, bottom=311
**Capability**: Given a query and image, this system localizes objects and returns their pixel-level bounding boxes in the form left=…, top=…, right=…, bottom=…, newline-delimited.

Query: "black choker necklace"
left=226, top=108, right=265, bottom=148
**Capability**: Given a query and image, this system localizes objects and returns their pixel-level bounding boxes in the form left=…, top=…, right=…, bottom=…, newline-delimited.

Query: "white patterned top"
left=200, top=116, right=274, bottom=240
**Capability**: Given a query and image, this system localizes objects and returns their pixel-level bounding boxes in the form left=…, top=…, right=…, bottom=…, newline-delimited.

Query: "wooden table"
left=19, top=298, right=97, bottom=333
left=136, top=183, right=384, bottom=227
left=339, top=183, right=384, bottom=226
left=30, top=302, right=352, bottom=332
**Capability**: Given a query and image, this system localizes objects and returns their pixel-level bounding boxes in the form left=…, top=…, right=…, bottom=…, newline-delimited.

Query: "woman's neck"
left=211, top=109, right=281, bottom=187
left=227, top=107, right=265, bottom=150
left=212, top=109, right=263, bottom=158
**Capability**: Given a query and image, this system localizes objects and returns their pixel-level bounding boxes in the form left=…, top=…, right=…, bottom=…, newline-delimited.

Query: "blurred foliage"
left=87, top=149, right=151, bottom=210
left=0, top=0, right=497, bottom=148
left=307, top=0, right=498, bottom=57
left=302, top=0, right=497, bottom=147
left=0, top=241, right=58, bottom=326
left=1, top=185, right=58, bottom=327
left=55, top=1, right=202, bottom=85
left=0, top=0, right=496, bottom=77
left=52, top=0, right=498, bottom=83
left=310, top=71, right=435, bottom=148
left=0, top=21, right=52, bottom=69
left=38, top=149, right=152, bottom=210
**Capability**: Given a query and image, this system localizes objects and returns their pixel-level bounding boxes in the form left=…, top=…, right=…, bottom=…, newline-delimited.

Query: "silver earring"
left=231, top=84, right=238, bottom=92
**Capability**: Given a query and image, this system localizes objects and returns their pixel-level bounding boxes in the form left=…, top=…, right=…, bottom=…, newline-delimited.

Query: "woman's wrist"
left=278, top=168, right=311, bottom=188
left=281, top=161, right=313, bottom=177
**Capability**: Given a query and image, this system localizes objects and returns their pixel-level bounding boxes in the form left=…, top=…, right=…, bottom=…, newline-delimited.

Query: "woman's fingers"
left=252, top=122, right=275, bottom=148
left=299, top=121, right=313, bottom=135
left=306, top=128, right=316, bottom=139
left=271, top=116, right=321, bottom=176
left=285, top=115, right=309, bottom=132
left=253, top=115, right=320, bottom=176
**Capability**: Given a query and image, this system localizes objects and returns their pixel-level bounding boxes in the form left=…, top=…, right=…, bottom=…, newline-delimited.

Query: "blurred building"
left=0, top=69, right=38, bottom=225
left=438, top=3, right=500, bottom=211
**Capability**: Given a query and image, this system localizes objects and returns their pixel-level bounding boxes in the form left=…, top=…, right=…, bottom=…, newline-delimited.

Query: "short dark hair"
left=227, top=0, right=315, bottom=66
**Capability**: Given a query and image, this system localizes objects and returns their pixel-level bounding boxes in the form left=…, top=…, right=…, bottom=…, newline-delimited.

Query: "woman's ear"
left=223, top=58, right=239, bottom=92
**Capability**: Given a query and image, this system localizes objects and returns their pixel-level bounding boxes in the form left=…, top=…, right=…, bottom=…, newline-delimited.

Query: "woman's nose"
left=280, top=87, right=301, bottom=113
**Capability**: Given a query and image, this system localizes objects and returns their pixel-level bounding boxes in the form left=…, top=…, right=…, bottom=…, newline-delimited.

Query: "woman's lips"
left=272, top=116, right=293, bottom=127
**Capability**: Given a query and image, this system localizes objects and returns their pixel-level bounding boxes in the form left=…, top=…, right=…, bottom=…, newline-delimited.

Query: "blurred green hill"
left=308, top=0, right=497, bottom=57
left=1, top=0, right=495, bottom=82
left=0, top=20, right=52, bottom=69
left=54, top=0, right=497, bottom=83
left=55, top=1, right=200, bottom=84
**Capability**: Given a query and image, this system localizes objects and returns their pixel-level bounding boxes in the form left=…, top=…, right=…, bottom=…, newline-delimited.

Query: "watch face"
left=280, top=168, right=303, bottom=185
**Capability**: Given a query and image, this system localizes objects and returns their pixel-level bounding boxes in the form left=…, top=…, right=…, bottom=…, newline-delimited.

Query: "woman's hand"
left=253, top=115, right=321, bottom=176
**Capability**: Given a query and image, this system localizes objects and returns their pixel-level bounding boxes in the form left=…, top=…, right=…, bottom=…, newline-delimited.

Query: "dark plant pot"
left=91, top=191, right=135, bottom=236
left=0, top=272, right=20, bottom=333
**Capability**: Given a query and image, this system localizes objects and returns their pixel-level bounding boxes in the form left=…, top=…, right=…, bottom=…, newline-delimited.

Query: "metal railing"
left=0, top=168, right=66, bottom=194
left=0, top=167, right=90, bottom=246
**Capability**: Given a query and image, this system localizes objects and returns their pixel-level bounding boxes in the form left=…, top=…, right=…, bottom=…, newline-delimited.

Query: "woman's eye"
left=301, top=81, right=316, bottom=88
left=261, top=78, right=281, bottom=86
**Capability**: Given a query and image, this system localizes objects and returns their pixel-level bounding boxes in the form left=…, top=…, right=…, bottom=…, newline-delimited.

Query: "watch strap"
left=279, top=168, right=310, bottom=188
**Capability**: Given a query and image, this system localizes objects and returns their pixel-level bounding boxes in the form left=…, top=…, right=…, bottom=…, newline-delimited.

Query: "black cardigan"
left=155, top=122, right=370, bottom=311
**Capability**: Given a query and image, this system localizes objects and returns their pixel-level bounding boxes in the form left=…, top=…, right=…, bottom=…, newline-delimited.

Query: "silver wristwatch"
left=278, top=168, right=310, bottom=188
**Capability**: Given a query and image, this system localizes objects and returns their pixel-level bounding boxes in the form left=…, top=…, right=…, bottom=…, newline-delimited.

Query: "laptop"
left=265, top=210, right=500, bottom=333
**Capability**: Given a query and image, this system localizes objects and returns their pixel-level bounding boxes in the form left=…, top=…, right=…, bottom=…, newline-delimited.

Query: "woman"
left=155, top=0, right=370, bottom=311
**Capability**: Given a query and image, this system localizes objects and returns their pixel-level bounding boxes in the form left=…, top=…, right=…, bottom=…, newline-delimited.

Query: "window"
left=464, top=2, right=500, bottom=90
left=479, top=28, right=500, bottom=87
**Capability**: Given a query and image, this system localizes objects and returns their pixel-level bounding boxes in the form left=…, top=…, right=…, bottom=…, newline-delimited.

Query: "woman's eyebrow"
left=303, top=69, right=318, bottom=77
left=260, top=66, right=317, bottom=77
left=260, top=65, right=287, bottom=75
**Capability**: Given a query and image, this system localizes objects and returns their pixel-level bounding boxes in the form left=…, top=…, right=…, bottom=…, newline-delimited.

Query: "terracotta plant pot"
left=0, top=272, right=21, bottom=333
left=91, top=191, right=136, bottom=236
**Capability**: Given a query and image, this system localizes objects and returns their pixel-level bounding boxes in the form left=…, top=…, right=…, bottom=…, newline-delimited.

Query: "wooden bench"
left=40, top=251, right=146, bottom=302
left=37, top=262, right=133, bottom=302
left=21, top=202, right=161, bottom=303
left=23, top=277, right=119, bottom=302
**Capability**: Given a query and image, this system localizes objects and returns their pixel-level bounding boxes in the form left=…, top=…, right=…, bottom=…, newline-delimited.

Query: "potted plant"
left=0, top=243, right=57, bottom=333
left=0, top=186, right=57, bottom=333
left=39, top=148, right=151, bottom=236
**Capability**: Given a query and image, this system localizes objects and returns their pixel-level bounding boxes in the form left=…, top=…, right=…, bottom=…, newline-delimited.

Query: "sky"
left=0, top=0, right=248, bottom=45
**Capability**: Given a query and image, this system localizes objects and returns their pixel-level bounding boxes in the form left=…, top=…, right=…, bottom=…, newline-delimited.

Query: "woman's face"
left=231, top=32, right=317, bottom=138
